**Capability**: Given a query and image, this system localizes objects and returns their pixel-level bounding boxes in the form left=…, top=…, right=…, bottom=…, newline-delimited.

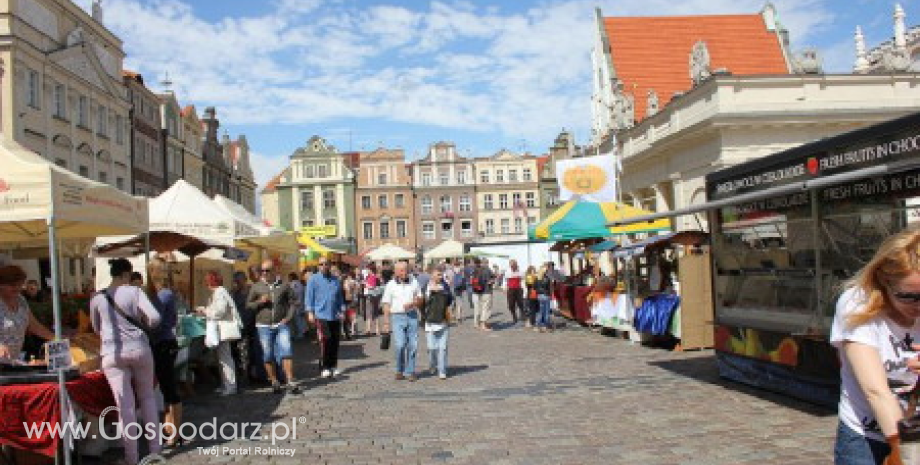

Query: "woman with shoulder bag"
left=146, top=258, right=184, bottom=447
left=89, top=259, right=162, bottom=465
left=197, top=271, right=241, bottom=396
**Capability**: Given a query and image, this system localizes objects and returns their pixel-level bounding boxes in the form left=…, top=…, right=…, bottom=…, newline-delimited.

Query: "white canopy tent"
left=425, top=240, right=465, bottom=260
left=366, top=243, right=415, bottom=262
left=0, top=139, right=148, bottom=465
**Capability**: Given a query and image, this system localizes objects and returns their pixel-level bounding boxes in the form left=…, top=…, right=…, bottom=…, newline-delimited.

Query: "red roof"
left=261, top=169, right=287, bottom=193
left=536, top=155, right=550, bottom=175
left=604, top=13, right=789, bottom=121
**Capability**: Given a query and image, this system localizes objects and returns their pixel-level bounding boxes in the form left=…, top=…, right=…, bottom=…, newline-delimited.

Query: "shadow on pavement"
left=648, top=355, right=836, bottom=417
left=446, top=364, right=489, bottom=377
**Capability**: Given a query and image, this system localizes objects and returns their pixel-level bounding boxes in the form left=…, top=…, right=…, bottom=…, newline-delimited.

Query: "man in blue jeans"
left=246, top=260, right=298, bottom=394
left=382, top=261, right=423, bottom=381
left=305, top=258, right=345, bottom=379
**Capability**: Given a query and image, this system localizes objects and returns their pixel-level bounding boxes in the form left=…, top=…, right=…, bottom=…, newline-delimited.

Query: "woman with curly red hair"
left=832, top=226, right=920, bottom=464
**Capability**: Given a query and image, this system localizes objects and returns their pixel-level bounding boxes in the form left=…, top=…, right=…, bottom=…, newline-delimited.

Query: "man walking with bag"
left=382, top=261, right=423, bottom=381
left=305, top=258, right=345, bottom=378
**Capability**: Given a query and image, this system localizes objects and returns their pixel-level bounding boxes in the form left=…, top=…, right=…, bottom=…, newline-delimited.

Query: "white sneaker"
left=439, top=374, right=447, bottom=380
left=320, top=369, right=332, bottom=378
left=332, top=369, right=342, bottom=377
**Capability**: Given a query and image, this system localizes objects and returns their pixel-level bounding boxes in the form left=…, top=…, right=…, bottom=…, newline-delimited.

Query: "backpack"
left=471, top=269, right=487, bottom=293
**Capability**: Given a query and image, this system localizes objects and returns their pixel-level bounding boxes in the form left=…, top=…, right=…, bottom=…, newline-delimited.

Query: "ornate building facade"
left=157, top=91, right=183, bottom=187
left=355, top=148, right=416, bottom=253
left=275, top=136, right=356, bottom=252
left=412, top=142, right=477, bottom=252
left=222, top=134, right=256, bottom=214
left=180, top=104, right=204, bottom=191
left=123, top=70, right=163, bottom=196
left=200, top=106, right=230, bottom=198
left=854, top=4, right=920, bottom=73
left=2, top=0, right=131, bottom=191
left=474, top=150, right=540, bottom=243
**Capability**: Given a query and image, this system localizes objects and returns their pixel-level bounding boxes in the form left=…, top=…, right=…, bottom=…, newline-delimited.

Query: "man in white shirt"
left=382, top=261, right=423, bottom=381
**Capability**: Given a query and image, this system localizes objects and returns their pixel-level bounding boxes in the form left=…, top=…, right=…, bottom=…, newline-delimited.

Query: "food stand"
left=0, top=139, right=148, bottom=463
left=610, top=111, right=920, bottom=406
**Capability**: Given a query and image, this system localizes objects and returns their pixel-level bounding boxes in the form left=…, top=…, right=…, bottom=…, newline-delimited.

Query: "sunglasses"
left=260, top=269, right=273, bottom=273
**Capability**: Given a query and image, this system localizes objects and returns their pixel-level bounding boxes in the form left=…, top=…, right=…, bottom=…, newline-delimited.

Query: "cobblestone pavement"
left=154, top=294, right=837, bottom=465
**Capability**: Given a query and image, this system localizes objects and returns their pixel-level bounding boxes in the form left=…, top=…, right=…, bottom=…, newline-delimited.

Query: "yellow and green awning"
left=531, top=201, right=671, bottom=241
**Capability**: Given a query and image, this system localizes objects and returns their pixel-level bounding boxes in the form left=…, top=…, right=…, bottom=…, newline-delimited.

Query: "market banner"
left=555, top=154, right=618, bottom=203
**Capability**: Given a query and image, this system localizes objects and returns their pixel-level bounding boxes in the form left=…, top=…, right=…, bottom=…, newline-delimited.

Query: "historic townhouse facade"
left=123, top=70, right=163, bottom=196
left=157, top=91, right=183, bottom=187
left=538, top=130, right=578, bottom=219
left=355, top=148, right=416, bottom=253
left=222, top=134, right=257, bottom=214
left=2, top=0, right=131, bottom=191
left=200, top=107, right=230, bottom=198
left=180, top=105, right=204, bottom=190
left=275, top=136, right=356, bottom=252
left=474, top=150, right=540, bottom=243
left=591, top=6, right=920, bottom=231
left=412, top=142, right=477, bottom=251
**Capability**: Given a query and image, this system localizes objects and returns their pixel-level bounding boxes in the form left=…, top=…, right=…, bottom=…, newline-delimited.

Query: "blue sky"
left=77, top=0, right=920, bottom=189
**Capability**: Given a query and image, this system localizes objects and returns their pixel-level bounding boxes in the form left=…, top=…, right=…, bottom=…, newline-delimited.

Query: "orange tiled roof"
left=261, top=169, right=287, bottom=193
left=180, top=105, right=196, bottom=117
left=604, top=14, right=789, bottom=121
left=122, top=69, right=140, bottom=79
left=536, top=155, right=549, bottom=174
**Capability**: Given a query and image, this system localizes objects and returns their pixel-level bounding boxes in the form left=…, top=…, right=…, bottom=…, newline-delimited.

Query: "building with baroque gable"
left=157, top=91, right=183, bottom=187
left=853, top=4, right=920, bottom=73
left=474, top=149, right=540, bottom=243
left=200, top=106, right=230, bottom=198
left=222, top=133, right=256, bottom=213
left=2, top=0, right=132, bottom=191
left=123, top=70, right=163, bottom=196
left=273, top=136, right=356, bottom=252
left=355, top=148, right=416, bottom=253
left=590, top=5, right=920, bottom=231
left=412, top=142, right=477, bottom=252
left=180, top=104, right=204, bottom=190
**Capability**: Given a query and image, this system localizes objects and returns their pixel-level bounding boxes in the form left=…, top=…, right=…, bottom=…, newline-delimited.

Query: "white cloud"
left=249, top=151, right=289, bottom=192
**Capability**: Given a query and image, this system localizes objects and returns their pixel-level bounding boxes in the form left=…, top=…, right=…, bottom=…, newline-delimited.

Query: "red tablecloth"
left=0, top=370, right=116, bottom=457
left=573, top=286, right=592, bottom=324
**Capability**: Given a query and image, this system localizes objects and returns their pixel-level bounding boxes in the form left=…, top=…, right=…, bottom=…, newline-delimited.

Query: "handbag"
left=380, top=332, right=391, bottom=350
left=528, top=289, right=537, bottom=300
left=205, top=320, right=220, bottom=348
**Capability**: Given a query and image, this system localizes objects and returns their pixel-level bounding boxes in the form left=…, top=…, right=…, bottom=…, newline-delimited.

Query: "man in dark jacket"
left=247, top=260, right=298, bottom=394
left=470, top=258, right=495, bottom=331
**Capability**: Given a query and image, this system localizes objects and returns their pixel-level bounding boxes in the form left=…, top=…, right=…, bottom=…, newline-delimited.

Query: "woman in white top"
left=831, top=227, right=920, bottom=465
left=197, top=271, right=241, bottom=396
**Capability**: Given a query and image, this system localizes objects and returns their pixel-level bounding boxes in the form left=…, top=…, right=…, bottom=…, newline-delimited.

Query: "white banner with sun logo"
left=556, top=154, right=618, bottom=203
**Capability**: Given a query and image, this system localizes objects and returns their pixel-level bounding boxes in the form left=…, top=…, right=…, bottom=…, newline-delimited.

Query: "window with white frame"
left=459, top=194, right=471, bottom=211
left=499, top=194, right=508, bottom=209
left=317, top=164, right=328, bottom=178
left=115, top=115, right=124, bottom=144
left=421, top=172, right=431, bottom=186
left=496, top=169, right=504, bottom=182
left=509, top=169, right=518, bottom=182
left=27, top=69, right=39, bottom=109
left=439, top=172, right=449, bottom=185
left=305, top=165, right=315, bottom=178
left=483, top=194, right=493, bottom=210
left=440, top=195, right=451, bottom=213
left=461, top=220, right=473, bottom=237
left=361, top=195, right=371, bottom=209
left=116, top=177, right=124, bottom=191
left=512, top=192, right=522, bottom=208
left=457, top=170, right=467, bottom=184
left=523, top=168, right=532, bottom=181
left=54, top=84, right=65, bottom=118
left=363, top=222, right=374, bottom=239
left=441, top=220, right=453, bottom=238
left=378, top=194, right=388, bottom=209
left=501, top=218, right=510, bottom=234
left=323, top=189, right=335, bottom=208
left=422, top=222, right=435, bottom=239
left=526, top=192, right=536, bottom=208
left=301, top=191, right=314, bottom=210
left=396, top=220, right=407, bottom=238
left=378, top=172, right=387, bottom=185
left=421, top=195, right=433, bottom=214
left=302, top=219, right=315, bottom=227
left=325, top=218, right=337, bottom=226
left=480, top=170, right=490, bottom=183
left=527, top=216, right=536, bottom=225
left=395, top=194, right=405, bottom=208
left=380, top=221, right=390, bottom=239
left=514, top=217, right=523, bottom=233
left=485, top=219, right=495, bottom=235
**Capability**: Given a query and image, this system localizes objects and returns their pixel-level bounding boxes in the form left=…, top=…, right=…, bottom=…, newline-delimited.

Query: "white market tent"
left=151, top=180, right=260, bottom=244
left=0, top=139, right=148, bottom=465
left=425, top=240, right=465, bottom=260
left=213, top=194, right=278, bottom=235
left=212, top=194, right=298, bottom=275
left=366, top=243, right=415, bottom=261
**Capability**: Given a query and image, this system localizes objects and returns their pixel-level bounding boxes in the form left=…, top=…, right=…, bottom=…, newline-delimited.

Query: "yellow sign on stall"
left=300, top=225, right=337, bottom=237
